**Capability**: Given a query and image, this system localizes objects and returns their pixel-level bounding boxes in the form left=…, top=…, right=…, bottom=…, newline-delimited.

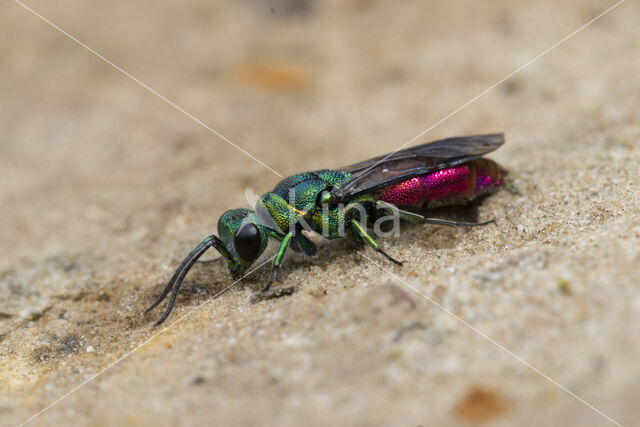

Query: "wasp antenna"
left=145, top=236, right=218, bottom=325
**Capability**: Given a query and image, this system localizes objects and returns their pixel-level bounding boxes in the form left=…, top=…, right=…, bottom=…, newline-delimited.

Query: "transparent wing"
left=333, top=133, right=504, bottom=201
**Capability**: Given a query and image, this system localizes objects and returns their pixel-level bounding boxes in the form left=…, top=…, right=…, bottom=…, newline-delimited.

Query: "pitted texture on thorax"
left=311, top=169, right=350, bottom=188
left=272, top=173, right=323, bottom=212
left=270, top=170, right=349, bottom=212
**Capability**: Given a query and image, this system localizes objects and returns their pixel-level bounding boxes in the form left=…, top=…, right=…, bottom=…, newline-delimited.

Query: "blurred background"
left=1, top=0, right=638, bottom=425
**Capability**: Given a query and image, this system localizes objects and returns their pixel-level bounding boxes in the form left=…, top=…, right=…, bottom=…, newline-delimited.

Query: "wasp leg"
left=268, top=230, right=286, bottom=241
left=261, top=231, right=293, bottom=293
left=350, top=219, right=403, bottom=266
left=293, top=223, right=318, bottom=256
left=376, top=200, right=424, bottom=223
left=424, top=218, right=496, bottom=227
left=376, top=201, right=495, bottom=227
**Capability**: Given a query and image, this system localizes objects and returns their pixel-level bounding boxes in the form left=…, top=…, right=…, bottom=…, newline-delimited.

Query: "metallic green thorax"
left=257, top=169, right=350, bottom=234
left=214, top=169, right=390, bottom=276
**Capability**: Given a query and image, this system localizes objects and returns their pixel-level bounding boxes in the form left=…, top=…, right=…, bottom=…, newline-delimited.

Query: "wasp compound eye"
left=234, top=223, right=261, bottom=260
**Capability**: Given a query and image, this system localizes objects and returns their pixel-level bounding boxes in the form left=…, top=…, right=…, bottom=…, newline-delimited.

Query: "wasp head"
left=216, top=208, right=269, bottom=278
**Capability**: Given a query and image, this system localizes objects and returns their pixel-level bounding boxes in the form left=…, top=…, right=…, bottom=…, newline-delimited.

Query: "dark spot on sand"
left=251, top=285, right=297, bottom=303
left=191, top=376, right=206, bottom=385
left=455, top=386, right=508, bottom=422
left=59, top=334, right=82, bottom=354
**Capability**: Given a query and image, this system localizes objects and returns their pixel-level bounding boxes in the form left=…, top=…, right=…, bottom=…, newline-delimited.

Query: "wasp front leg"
left=256, top=193, right=319, bottom=293
left=261, top=231, right=293, bottom=293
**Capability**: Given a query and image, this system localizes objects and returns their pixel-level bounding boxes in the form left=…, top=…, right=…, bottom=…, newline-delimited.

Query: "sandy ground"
left=1, top=0, right=639, bottom=426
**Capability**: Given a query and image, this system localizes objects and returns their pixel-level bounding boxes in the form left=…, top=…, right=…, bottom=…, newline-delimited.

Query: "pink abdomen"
left=375, top=159, right=504, bottom=208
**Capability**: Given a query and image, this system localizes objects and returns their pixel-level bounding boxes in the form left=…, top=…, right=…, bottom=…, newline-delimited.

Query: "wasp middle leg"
left=350, top=219, right=403, bottom=266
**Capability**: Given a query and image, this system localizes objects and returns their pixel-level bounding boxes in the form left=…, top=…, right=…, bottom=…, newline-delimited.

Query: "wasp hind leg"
left=350, top=219, right=403, bottom=266
left=375, top=200, right=495, bottom=227
left=423, top=218, right=496, bottom=227
left=376, top=201, right=424, bottom=224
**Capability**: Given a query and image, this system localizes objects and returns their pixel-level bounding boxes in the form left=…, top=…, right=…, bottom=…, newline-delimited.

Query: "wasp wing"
left=333, top=133, right=504, bottom=201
